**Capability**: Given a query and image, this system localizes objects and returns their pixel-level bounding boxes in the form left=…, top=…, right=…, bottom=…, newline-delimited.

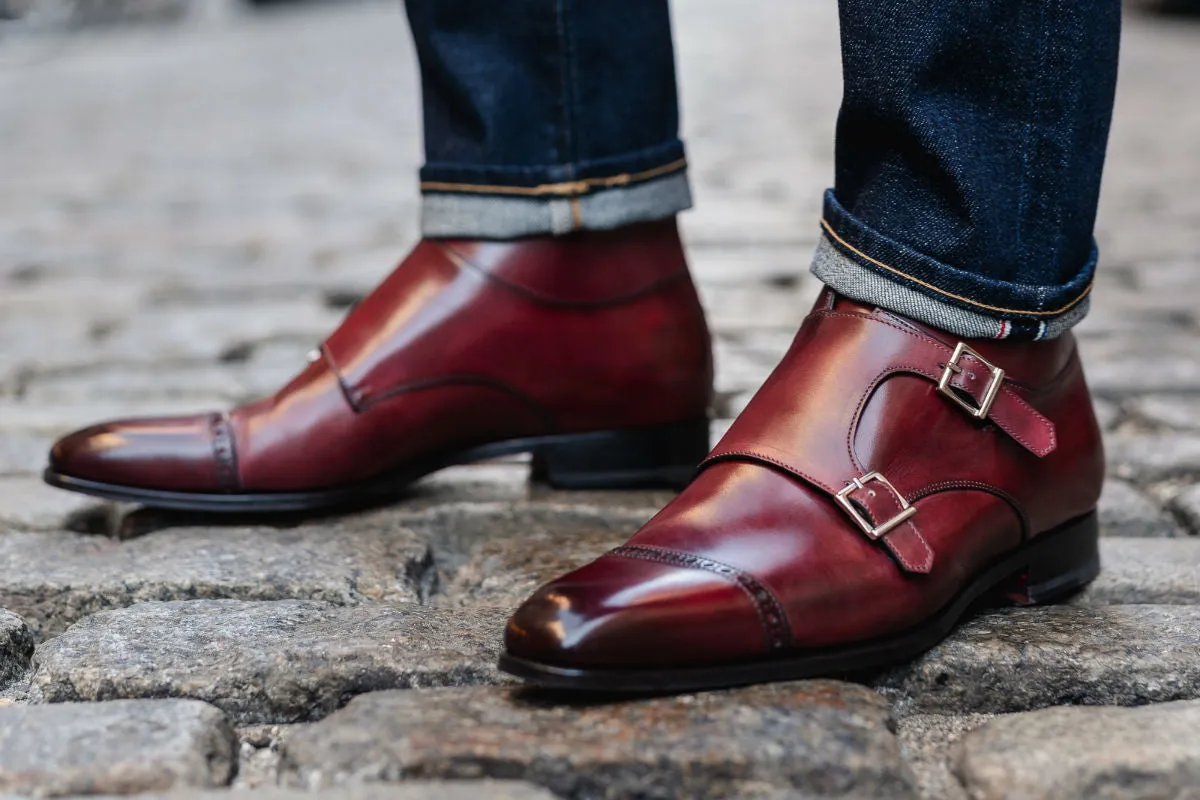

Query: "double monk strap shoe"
left=501, top=289, right=1105, bottom=692
left=44, top=220, right=713, bottom=512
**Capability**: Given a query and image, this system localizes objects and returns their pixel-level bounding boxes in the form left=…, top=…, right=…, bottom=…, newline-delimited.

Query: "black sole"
left=497, top=510, right=1100, bottom=693
left=43, top=418, right=710, bottom=513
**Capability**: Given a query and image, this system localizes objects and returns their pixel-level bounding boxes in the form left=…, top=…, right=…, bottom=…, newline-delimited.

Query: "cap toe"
left=48, top=414, right=229, bottom=492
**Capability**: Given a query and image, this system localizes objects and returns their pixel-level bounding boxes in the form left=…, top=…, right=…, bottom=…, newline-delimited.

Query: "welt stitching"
left=700, top=450, right=836, bottom=495
left=914, top=481, right=1033, bottom=541
left=354, top=374, right=557, bottom=432
left=436, top=241, right=690, bottom=308
left=609, top=545, right=791, bottom=650
left=815, top=310, right=945, bottom=349
left=820, top=221, right=1094, bottom=318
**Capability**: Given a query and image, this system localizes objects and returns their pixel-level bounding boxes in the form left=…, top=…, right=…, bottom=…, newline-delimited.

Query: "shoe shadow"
left=62, top=487, right=434, bottom=541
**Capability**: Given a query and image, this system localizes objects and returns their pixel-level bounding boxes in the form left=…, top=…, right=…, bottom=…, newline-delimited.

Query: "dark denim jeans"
left=406, top=0, right=692, bottom=239
left=406, top=0, right=1122, bottom=339
left=814, top=0, right=1122, bottom=339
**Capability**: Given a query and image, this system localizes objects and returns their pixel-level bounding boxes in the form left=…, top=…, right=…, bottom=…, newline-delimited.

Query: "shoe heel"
left=532, top=419, right=710, bottom=490
left=1002, top=510, right=1100, bottom=606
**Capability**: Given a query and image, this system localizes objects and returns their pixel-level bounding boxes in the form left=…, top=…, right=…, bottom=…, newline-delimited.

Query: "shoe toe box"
left=48, top=414, right=229, bottom=492
left=505, top=551, right=773, bottom=670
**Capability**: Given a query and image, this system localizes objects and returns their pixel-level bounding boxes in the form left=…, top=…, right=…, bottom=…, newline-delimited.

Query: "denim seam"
left=554, top=0, right=575, bottom=182
left=421, top=157, right=688, bottom=197
left=564, top=0, right=582, bottom=172
left=819, top=219, right=1093, bottom=318
left=1016, top=1, right=1050, bottom=273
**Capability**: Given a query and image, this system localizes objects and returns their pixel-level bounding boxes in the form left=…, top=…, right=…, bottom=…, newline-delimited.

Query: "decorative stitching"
left=351, top=374, right=557, bottom=433
left=436, top=241, right=690, bottom=309
left=420, top=158, right=688, bottom=198
left=819, top=220, right=1093, bottom=318
left=209, top=413, right=240, bottom=491
left=886, top=525, right=933, bottom=573
left=914, top=481, right=1032, bottom=541
left=609, top=545, right=792, bottom=651
left=701, top=449, right=837, bottom=495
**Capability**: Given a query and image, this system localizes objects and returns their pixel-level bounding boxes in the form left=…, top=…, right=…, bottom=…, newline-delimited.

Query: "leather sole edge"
left=42, top=419, right=710, bottom=513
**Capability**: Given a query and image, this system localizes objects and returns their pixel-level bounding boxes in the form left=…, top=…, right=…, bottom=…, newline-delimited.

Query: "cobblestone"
left=280, top=682, right=915, bottom=799
left=33, top=600, right=510, bottom=723
left=1169, top=482, right=1200, bottom=535
left=0, top=608, right=32, bottom=690
left=876, top=606, right=1200, bottom=715
left=955, top=701, right=1200, bottom=800
left=1097, top=478, right=1183, bottom=537
left=0, top=699, right=237, bottom=797
left=134, top=786, right=558, bottom=800
left=0, top=514, right=431, bottom=638
left=0, top=475, right=101, bottom=533
left=1126, top=394, right=1200, bottom=432
left=1105, top=431, right=1200, bottom=482
left=0, top=0, right=1198, bottom=797
left=1074, top=538, right=1200, bottom=605
left=897, top=714, right=992, bottom=800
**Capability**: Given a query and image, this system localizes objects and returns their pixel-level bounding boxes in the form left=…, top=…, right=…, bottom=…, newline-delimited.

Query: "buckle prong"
left=835, top=471, right=916, bottom=541
left=938, top=342, right=1005, bottom=420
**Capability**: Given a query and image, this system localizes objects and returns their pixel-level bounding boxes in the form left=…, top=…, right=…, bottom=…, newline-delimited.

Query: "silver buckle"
left=834, top=471, right=917, bottom=541
left=938, top=342, right=1005, bottom=420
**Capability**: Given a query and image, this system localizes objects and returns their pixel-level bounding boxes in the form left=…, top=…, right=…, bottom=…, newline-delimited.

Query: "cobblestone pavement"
left=1, top=2, right=1199, bottom=799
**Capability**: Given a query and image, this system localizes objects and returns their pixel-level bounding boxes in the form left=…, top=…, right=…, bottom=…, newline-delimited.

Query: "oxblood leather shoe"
left=500, top=289, right=1105, bottom=692
left=44, top=220, right=713, bottom=512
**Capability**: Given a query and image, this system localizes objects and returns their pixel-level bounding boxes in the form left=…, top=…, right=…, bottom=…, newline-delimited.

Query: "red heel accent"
left=1003, top=511, right=1100, bottom=606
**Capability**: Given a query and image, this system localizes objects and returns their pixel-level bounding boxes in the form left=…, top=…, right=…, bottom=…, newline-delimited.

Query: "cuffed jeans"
left=405, top=0, right=1121, bottom=341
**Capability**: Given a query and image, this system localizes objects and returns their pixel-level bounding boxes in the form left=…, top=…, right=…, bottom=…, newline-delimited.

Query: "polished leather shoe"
left=501, top=289, right=1105, bottom=692
left=45, top=220, right=713, bottom=512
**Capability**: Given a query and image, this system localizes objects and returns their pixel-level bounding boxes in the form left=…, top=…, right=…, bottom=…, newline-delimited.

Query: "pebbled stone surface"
left=280, top=681, right=916, bottom=799
left=876, top=605, right=1200, bottom=715
left=33, top=599, right=511, bottom=724
left=0, top=699, right=237, bottom=797
left=0, top=515, right=431, bottom=638
left=1071, top=538, right=1200, bottom=606
left=955, top=701, right=1200, bottom=800
left=0, top=609, right=32, bottom=690
left=1097, top=478, right=1182, bottom=537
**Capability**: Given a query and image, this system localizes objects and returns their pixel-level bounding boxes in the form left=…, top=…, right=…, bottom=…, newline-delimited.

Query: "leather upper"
left=506, top=291, right=1105, bottom=669
left=49, top=220, right=713, bottom=493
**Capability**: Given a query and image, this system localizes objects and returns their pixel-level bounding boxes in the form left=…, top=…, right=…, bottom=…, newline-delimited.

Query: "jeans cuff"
left=421, top=170, right=693, bottom=238
left=816, top=190, right=1094, bottom=340
left=811, top=236, right=1090, bottom=341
